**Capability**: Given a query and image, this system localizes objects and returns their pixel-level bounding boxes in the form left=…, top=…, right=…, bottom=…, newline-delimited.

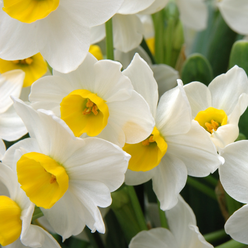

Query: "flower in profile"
left=184, top=65, right=248, bottom=149
left=123, top=54, right=221, bottom=210
left=2, top=98, right=130, bottom=240
left=0, top=0, right=124, bottom=73
left=29, top=52, right=154, bottom=147
left=219, top=140, right=248, bottom=245
left=0, top=69, right=27, bottom=141
left=0, top=53, right=47, bottom=87
left=0, top=162, right=61, bottom=248
left=129, top=195, right=213, bottom=248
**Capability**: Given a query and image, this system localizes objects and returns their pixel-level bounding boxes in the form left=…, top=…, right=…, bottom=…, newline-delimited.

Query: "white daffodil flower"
left=2, top=98, right=130, bottom=241
left=0, top=0, right=124, bottom=73
left=129, top=195, right=213, bottom=248
left=184, top=65, right=248, bottom=150
left=218, top=0, right=248, bottom=35
left=219, top=140, right=248, bottom=244
left=29, top=52, right=154, bottom=148
left=0, top=162, right=61, bottom=248
left=0, top=70, right=27, bottom=141
left=123, top=54, right=221, bottom=210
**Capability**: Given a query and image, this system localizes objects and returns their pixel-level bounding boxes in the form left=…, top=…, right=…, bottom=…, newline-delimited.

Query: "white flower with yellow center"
left=2, top=98, right=130, bottom=240
left=0, top=0, right=124, bottom=73
left=29, top=52, right=154, bottom=147
left=184, top=65, right=248, bottom=149
left=0, top=163, right=61, bottom=248
left=122, top=54, right=221, bottom=210
left=0, top=70, right=27, bottom=141
left=129, top=195, right=213, bottom=248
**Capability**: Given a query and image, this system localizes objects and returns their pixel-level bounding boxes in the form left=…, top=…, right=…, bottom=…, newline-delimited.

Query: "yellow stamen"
left=194, top=107, right=228, bottom=134
left=17, top=152, right=69, bottom=209
left=123, top=127, right=168, bottom=172
left=60, top=89, right=109, bottom=137
left=205, top=120, right=219, bottom=133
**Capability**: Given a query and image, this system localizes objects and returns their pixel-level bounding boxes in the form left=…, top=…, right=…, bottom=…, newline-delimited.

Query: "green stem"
left=202, top=175, right=218, bottom=188
left=85, top=227, right=105, bottom=248
left=32, top=206, right=44, bottom=222
left=157, top=200, right=168, bottom=229
left=105, top=18, right=114, bottom=60
left=225, top=192, right=243, bottom=215
left=126, top=185, right=148, bottom=231
left=216, top=239, right=247, bottom=248
left=187, top=177, right=216, bottom=200
left=204, top=229, right=227, bottom=243
left=152, top=10, right=164, bottom=64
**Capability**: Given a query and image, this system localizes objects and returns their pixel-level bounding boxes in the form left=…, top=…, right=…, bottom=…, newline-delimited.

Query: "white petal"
left=0, top=106, right=27, bottom=141
left=21, top=225, right=61, bottom=248
left=0, top=70, right=24, bottom=113
left=42, top=190, right=87, bottom=240
left=129, top=228, right=177, bottom=248
left=123, top=53, right=158, bottom=117
left=177, top=0, right=208, bottom=31
left=225, top=204, right=248, bottom=244
left=184, top=82, right=212, bottom=118
left=166, top=195, right=197, bottom=246
left=107, top=91, right=155, bottom=146
left=113, top=14, right=143, bottom=53
left=220, top=140, right=248, bottom=203
left=0, top=9, right=40, bottom=60
left=125, top=168, right=154, bottom=186
left=90, top=24, right=105, bottom=44
left=209, top=65, right=248, bottom=116
left=166, top=195, right=213, bottom=248
left=152, top=154, right=187, bottom=210
left=65, top=137, right=129, bottom=192
left=39, top=7, right=91, bottom=73
left=0, top=139, right=6, bottom=160
left=59, top=0, right=124, bottom=28
left=150, top=64, right=178, bottom=98
left=2, top=138, right=40, bottom=172
left=166, top=121, right=220, bottom=177
left=156, top=80, right=192, bottom=137
left=115, top=46, right=152, bottom=69
left=218, top=0, right=248, bottom=35
left=211, top=123, right=239, bottom=149
left=188, top=225, right=214, bottom=248
left=138, top=0, right=169, bottom=15
left=29, top=75, right=73, bottom=116
left=118, top=0, right=155, bottom=14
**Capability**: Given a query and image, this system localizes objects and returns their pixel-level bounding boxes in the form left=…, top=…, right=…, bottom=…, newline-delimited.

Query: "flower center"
left=0, top=196, right=22, bottom=246
left=2, top=0, right=60, bottom=23
left=194, top=107, right=228, bottom=134
left=123, top=126, right=168, bottom=172
left=0, top=53, right=47, bottom=87
left=12, top=58, right=33, bottom=65
left=17, top=152, right=69, bottom=209
left=60, top=89, right=109, bottom=137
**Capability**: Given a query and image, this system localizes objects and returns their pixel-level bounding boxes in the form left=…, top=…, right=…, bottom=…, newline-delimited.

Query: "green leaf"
left=181, top=53, right=213, bottom=85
